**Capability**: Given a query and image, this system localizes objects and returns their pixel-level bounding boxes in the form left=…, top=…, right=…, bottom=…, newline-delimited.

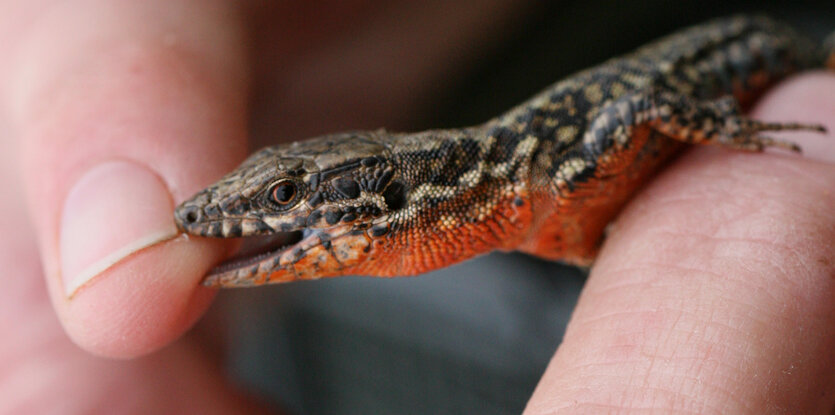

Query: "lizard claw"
left=746, top=135, right=802, bottom=153
left=745, top=120, right=827, bottom=134
left=723, top=119, right=827, bottom=152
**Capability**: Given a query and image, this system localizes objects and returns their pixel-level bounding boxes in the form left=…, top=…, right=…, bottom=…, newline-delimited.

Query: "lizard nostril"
left=180, top=206, right=201, bottom=225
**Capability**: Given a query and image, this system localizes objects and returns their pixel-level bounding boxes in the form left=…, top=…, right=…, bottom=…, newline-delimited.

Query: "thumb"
left=4, top=1, right=247, bottom=357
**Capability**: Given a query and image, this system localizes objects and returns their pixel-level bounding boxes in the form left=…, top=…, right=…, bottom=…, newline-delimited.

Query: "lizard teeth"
left=207, top=231, right=303, bottom=275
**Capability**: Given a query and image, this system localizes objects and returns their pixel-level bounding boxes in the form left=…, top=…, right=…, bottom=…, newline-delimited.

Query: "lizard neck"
left=373, top=126, right=538, bottom=275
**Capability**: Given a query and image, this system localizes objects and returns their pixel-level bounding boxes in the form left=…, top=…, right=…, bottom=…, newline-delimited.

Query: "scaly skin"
left=175, top=15, right=831, bottom=287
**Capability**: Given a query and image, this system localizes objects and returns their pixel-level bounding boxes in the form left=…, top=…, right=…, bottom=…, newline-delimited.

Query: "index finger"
left=3, top=1, right=247, bottom=357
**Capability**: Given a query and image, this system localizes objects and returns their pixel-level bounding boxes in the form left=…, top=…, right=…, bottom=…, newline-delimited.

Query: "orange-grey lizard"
left=175, top=15, right=834, bottom=287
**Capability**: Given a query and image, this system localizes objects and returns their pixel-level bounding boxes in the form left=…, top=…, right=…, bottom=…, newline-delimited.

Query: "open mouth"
left=208, top=230, right=305, bottom=276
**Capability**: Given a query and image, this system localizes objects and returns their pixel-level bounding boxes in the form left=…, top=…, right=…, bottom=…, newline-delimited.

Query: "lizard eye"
left=270, top=180, right=298, bottom=205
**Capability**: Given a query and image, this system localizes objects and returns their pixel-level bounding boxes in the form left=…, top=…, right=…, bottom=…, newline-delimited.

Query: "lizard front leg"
left=583, top=89, right=826, bottom=156
left=522, top=88, right=825, bottom=264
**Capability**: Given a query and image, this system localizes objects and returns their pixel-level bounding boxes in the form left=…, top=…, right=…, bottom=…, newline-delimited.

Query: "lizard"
left=174, top=15, right=834, bottom=287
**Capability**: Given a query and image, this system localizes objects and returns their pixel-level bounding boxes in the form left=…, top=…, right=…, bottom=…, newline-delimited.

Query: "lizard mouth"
left=201, top=222, right=374, bottom=287
left=207, top=230, right=306, bottom=276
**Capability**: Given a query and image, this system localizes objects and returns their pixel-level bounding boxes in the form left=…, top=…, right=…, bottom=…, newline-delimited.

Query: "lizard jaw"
left=205, top=230, right=306, bottom=277
left=202, top=224, right=373, bottom=287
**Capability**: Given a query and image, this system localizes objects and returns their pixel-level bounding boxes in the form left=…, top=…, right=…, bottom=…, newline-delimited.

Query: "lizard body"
left=175, top=16, right=833, bottom=287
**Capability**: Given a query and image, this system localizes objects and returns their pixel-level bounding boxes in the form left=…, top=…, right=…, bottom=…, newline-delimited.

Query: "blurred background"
left=214, top=1, right=835, bottom=414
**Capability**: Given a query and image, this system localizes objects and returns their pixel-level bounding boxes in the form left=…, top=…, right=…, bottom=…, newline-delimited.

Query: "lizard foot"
left=716, top=119, right=827, bottom=152
left=641, top=91, right=827, bottom=153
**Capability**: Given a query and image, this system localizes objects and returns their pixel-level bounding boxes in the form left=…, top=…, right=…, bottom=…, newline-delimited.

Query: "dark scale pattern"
left=173, top=15, right=833, bottom=287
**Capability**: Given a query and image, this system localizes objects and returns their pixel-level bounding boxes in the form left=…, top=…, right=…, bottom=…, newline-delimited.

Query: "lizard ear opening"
left=382, top=182, right=406, bottom=211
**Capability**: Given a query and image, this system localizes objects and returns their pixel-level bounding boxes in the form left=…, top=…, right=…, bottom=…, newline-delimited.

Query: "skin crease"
left=0, top=1, right=833, bottom=414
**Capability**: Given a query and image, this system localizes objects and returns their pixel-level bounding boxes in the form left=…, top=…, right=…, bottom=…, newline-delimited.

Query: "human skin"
left=523, top=73, right=835, bottom=414
left=0, top=1, right=833, bottom=413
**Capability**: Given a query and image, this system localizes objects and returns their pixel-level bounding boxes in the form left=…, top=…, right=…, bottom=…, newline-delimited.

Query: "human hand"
left=3, top=1, right=833, bottom=412
left=525, top=73, right=835, bottom=414
left=0, top=1, right=266, bottom=411
left=0, top=0, right=523, bottom=412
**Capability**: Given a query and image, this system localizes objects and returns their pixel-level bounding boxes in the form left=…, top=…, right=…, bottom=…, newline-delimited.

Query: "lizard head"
left=174, top=131, right=408, bottom=287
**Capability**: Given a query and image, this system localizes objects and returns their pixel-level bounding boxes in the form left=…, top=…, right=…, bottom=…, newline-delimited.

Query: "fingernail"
left=60, top=161, right=178, bottom=297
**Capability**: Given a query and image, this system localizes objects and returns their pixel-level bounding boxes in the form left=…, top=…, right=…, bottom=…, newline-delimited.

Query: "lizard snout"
left=174, top=205, right=202, bottom=229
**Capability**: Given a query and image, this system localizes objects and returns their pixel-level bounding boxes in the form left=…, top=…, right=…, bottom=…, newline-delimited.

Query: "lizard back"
left=175, top=15, right=831, bottom=286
